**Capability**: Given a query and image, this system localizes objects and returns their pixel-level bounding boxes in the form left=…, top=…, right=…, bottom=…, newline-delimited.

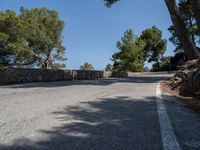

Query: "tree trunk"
left=156, top=59, right=160, bottom=68
left=43, top=52, right=51, bottom=69
left=43, top=58, right=49, bottom=69
left=192, top=0, right=200, bottom=34
left=164, top=0, right=200, bottom=59
left=43, top=61, right=48, bottom=69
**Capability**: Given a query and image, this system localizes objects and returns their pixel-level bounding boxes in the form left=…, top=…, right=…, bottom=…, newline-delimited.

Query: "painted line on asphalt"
left=156, top=83, right=181, bottom=150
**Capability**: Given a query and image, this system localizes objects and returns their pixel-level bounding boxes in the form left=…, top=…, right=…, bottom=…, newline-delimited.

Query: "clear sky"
left=0, top=0, right=175, bottom=70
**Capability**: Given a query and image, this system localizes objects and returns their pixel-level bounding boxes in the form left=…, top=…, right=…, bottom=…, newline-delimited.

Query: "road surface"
left=0, top=74, right=200, bottom=150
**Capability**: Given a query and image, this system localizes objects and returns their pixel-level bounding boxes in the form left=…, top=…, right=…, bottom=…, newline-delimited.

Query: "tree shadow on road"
left=0, top=96, right=163, bottom=150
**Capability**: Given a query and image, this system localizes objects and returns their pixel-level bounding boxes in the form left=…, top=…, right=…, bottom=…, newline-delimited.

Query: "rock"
left=197, top=59, right=200, bottom=68
left=179, top=59, right=198, bottom=71
left=111, top=71, right=128, bottom=78
left=179, top=68, right=200, bottom=96
left=0, top=68, right=104, bottom=84
left=169, top=59, right=200, bottom=96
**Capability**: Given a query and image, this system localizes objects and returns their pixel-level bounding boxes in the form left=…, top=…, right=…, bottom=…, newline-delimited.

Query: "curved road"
left=0, top=74, right=199, bottom=150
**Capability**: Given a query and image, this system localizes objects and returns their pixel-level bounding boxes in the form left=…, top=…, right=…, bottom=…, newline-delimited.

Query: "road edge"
left=156, top=83, right=181, bottom=150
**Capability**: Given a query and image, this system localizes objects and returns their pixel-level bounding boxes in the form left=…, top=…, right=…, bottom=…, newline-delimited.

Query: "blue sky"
left=0, top=0, right=175, bottom=70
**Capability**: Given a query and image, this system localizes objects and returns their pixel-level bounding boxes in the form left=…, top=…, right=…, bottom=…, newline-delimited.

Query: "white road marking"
left=156, top=83, right=182, bottom=150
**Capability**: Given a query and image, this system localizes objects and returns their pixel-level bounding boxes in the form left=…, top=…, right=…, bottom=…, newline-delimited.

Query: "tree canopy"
left=112, top=29, right=145, bottom=72
left=105, top=63, right=113, bottom=71
left=104, top=0, right=119, bottom=7
left=140, top=26, right=167, bottom=67
left=0, top=9, right=28, bottom=67
left=80, top=63, right=94, bottom=70
left=0, top=7, right=66, bottom=69
left=168, top=0, right=200, bottom=57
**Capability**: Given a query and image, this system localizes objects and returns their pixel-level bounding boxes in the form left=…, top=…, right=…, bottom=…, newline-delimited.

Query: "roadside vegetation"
left=111, top=27, right=166, bottom=72
left=80, top=62, right=94, bottom=71
left=105, top=63, right=113, bottom=71
left=0, top=7, right=66, bottom=69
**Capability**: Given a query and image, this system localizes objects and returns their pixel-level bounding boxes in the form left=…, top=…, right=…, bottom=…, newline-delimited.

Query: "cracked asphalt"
left=0, top=74, right=199, bottom=150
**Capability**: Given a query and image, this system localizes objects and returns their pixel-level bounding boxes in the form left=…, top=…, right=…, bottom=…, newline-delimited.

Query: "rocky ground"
left=166, top=59, right=200, bottom=112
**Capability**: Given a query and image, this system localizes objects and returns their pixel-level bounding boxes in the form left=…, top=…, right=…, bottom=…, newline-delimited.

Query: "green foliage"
left=80, top=63, right=94, bottom=71
left=0, top=10, right=28, bottom=67
left=168, top=26, right=182, bottom=53
left=105, top=63, right=113, bottom=71
left=19, top=7, right=66, bottom=68
left=168, top=0, right=200, bottom=55
left=112, top=29, right=145, bottom=72
left=151, top=53, right=186, bottom=72
left=49, top=63, right=66, bottom=69
left=0, top=7, right=66, bottom=68
left=140, top=26, right=167, bottom=67
left=151, top=56, right=171, bottom=72
left=103, top=0, right=120, bottom=7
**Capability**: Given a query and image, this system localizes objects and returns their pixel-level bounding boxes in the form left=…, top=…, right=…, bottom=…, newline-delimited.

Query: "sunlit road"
left=0, top=74, right=200, bottom=150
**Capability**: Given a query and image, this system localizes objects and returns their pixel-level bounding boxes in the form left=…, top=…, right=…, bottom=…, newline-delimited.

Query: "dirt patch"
left=161, top=80, right=200, bottom=113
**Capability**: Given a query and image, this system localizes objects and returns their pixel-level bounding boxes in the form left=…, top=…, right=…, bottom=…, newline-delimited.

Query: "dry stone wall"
left=0, top=68, right=104, bottom=84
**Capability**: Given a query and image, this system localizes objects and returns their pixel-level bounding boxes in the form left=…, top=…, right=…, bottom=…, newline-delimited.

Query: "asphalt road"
left=0, top=74, right=199, bottom=150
